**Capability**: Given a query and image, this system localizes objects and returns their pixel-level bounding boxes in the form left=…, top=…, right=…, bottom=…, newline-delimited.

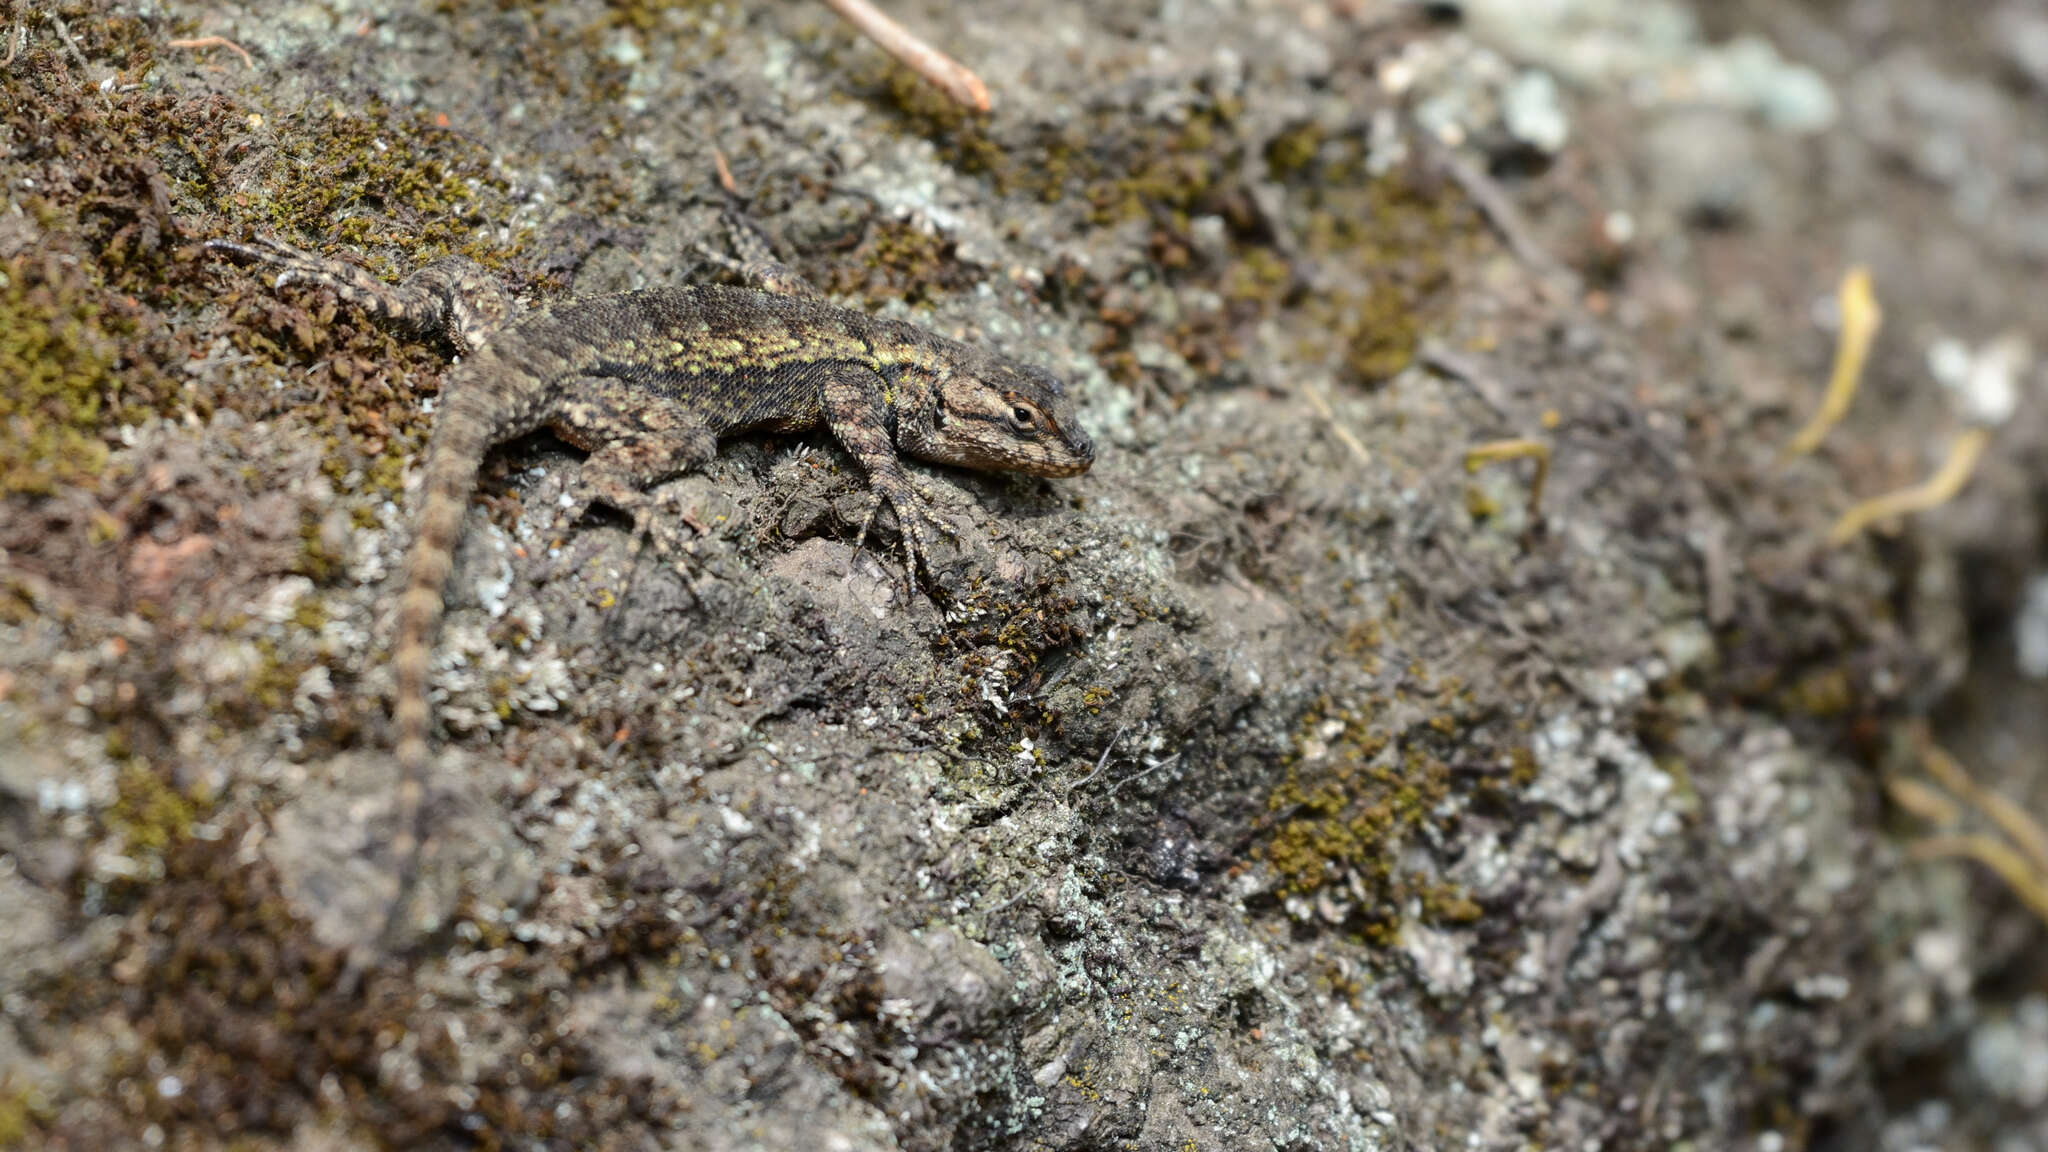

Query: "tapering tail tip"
left=378, top=733, right=431, bottom=947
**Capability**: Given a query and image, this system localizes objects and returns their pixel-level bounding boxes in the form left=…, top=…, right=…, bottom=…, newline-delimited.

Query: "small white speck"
left=1951, top=332, right=2030, bottom=426
left=1927, top=337, right=1972, bottom=390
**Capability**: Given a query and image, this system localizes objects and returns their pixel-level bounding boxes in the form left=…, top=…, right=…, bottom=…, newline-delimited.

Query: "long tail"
left=382, top=362, right=504, bottom=942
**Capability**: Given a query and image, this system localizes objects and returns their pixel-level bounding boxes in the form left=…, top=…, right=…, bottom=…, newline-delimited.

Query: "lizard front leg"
left=818, top=364, right=957, bottom=589
left=206, top=235, right=516, bottom=355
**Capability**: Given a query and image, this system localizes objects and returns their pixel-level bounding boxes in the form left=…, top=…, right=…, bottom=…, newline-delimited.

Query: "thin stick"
left=1303, top=380, right=1370, bottom=467
left=168, top=35, right=255, bottom=69
left=1464, top=437, right=1551, bottom=524
left=1785, top=266, right=1880, bottom=457
left=822, top=0, right=990, bottom=113
left=983, top=881, right=1034, bottom=917
left=1881, top=774, right=1960, bottom=828
left=1418, top=339, right=1511, bottom=423
left=1104, top=753, right=1178, bottom=798
left=1919, top=737, right=2048, bottom=878
left=1069, top=726, right=1125, bottom=792
left=1912, top=834, right=2048, bottom=928
left=1827, top=426, right=1989, bottom=546
left=47, top=13, right=91, bottom=73
left=1427, top=138, right=1573, bottom=295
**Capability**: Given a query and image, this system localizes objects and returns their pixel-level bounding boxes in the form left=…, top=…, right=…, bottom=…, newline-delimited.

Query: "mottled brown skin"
left=206, top=231, right=1094, bottom=940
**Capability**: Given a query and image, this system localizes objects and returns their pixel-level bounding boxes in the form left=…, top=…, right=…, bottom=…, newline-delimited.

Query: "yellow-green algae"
left=0, top=259, right=138, bottom=495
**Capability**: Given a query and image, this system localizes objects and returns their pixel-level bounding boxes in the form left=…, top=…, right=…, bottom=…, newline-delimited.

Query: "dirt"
left=2, top=0, right=2046, bottom=1148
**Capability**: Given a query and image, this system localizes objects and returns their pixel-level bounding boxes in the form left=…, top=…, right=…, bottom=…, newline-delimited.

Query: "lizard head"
left=909, top=350, right=1096, bottom=478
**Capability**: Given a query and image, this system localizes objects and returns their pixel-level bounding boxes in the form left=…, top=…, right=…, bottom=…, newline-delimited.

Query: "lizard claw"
left=908, top=478, right=964, bottom=545
left=205, top=235, right=325, bottom=285
left=847, top=489, right=953, bottom=601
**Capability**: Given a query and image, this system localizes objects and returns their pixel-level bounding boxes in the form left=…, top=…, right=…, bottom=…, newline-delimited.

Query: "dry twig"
left=1917, top=737, right=2048, bottom=877
left=168, top=35, right=255, bottom=69
left=1912, top=835, right=2048, bottom=925
left=1418, top=339, right=1512, bottom=424
left=1425, top=136, right=1575, bottom=299
left=712, top=147, right=738, bottom=196
left=1785, top=266, right=1880, bottom=458
left=1826, top=426, right=1989, bottom=546
left=1464, top=437, right=1551, bottom=526
left=47, top=13, right=91, bottom=72
left=1891, top=730, right=2048, bottom=931
left=1302, top=381, right=1371, bottom=467
left=823, top=0, right=989, bottom=113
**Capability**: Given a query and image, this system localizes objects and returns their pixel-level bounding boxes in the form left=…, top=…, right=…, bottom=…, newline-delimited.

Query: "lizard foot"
left=207, top=234, right=368, bottom=293
left=848, top=487, right=959, bottom=601
left=553, top=477, right=707, bottom=599
left=206, top=234, right=513, bottom=353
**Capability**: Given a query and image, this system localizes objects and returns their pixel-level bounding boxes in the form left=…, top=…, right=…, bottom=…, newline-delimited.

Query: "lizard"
left=206, top=215, right=1096, bottom=939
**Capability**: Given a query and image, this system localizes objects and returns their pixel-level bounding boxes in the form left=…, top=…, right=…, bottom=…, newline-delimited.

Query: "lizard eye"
left=1011, top=405, right=1036, bottom=427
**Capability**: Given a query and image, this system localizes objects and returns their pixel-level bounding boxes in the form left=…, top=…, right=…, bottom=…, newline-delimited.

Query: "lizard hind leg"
left=546, top=377, right=721, bottom=571
left=694, top=208, right=822, bottom=299
left=206, top=235, right=515, bottom=355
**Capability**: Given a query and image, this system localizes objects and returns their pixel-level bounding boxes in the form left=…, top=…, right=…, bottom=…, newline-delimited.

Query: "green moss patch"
left=849, top=63, right=1473, bottom=401
left=0, top=257, right=169, bottom=495
left=1260, top=666, right=1508, bottom=941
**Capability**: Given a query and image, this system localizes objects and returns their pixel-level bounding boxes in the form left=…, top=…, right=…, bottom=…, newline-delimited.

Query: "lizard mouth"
left=1020, top=434, right=1095, bottom=478
left=1027, top=416, right=1095, bottom=478
left=1029, top=457, right=1092, bottom=478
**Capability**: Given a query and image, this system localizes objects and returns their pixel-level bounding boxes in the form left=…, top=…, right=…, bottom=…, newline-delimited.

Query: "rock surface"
left=2, top=0, right=2045, bottom=1149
